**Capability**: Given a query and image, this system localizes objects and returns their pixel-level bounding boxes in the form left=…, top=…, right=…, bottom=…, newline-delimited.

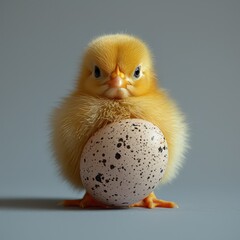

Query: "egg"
left=80, top=119, right=168, bottom=207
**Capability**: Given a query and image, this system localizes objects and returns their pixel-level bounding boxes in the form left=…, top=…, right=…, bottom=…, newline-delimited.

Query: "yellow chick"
left=51, top=34, right=188, bottom=208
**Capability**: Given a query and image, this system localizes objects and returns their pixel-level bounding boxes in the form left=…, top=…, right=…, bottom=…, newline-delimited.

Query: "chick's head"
left=76, top=34, right=157, bottom=99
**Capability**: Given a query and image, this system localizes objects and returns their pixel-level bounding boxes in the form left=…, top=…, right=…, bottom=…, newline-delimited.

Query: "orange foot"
left=63, top=192, right=110, bottom=209
left=130, top=192, right=178, bottom=209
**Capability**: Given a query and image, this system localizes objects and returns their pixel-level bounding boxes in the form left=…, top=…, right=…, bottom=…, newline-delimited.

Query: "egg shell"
left=80, top=119, right=168, bottom=207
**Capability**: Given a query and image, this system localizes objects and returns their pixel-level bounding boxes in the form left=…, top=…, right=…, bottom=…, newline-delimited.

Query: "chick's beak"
left=108, top=65, right=126, bottom=88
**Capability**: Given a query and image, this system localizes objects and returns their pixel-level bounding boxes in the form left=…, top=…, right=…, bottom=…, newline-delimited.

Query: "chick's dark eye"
left=134, top=66, right=141, bottom=78
left=94, top=66, right=101, bottom=78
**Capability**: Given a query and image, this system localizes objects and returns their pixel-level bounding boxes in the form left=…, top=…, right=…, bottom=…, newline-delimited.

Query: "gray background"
left=1, top=0, right=240, bottom=239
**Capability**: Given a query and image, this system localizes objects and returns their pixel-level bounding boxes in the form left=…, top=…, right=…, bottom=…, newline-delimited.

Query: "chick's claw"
left=62, top=192, right=110, bottom=209
left=130, top=192, right=178, bottom=209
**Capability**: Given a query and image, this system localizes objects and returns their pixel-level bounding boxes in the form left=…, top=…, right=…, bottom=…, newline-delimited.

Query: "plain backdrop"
left=1, top=0, right=240, bottom=239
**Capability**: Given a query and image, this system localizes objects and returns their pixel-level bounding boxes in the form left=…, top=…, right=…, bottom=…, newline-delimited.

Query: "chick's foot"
left=63, top=192, right=110, bottom=209
left=130, top=192, right=178, bottom=209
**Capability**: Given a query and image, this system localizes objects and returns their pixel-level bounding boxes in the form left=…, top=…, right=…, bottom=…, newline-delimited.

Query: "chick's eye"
left=94, top=66, right=101, bottom=78
left=134, top=66, right=141, bottom=78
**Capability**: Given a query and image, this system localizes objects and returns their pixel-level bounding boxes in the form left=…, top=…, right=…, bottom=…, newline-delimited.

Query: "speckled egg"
left=80, top=119, right=168, bottom=207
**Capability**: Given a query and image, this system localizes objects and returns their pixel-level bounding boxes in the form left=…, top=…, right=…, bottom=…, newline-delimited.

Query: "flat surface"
left=1, top=0, right=240, bottom=239
left=1, top=189, right=240, bottom=240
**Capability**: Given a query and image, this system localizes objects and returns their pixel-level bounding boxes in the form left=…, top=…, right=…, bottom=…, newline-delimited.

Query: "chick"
left=51, top=34, right=188, bottom=208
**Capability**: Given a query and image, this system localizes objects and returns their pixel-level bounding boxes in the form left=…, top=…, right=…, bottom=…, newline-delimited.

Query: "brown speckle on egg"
left=110, top=164, right=115, bottom=169
left=115, top=152, right=121, bottom=160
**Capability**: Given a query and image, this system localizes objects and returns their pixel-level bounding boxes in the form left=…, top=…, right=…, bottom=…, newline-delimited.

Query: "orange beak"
left=108, top=65, right=126, bottom=88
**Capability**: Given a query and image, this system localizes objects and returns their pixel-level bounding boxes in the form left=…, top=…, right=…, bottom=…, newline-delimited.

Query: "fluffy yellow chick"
left=51, top=34, right=188, bottom=208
